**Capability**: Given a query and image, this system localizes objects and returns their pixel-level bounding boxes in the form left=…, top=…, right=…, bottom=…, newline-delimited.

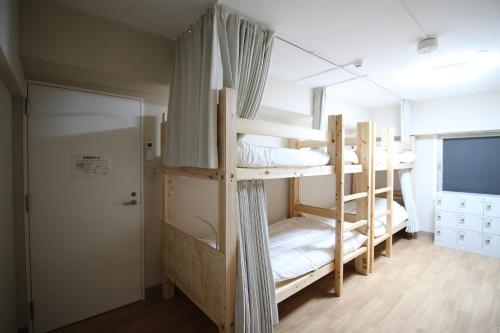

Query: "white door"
left=28, top=83, right=143, bottom=332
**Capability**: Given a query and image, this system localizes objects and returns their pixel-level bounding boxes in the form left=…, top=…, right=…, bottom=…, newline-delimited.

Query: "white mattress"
left=375, top=147, right=417, bottom=165
left=269, top=215, right=366, bottom=282
left=237, top=142, right=359, bottom=168
left=344, top=197, right=408, bottom=237
left=200, top=215, right=367, bottom=282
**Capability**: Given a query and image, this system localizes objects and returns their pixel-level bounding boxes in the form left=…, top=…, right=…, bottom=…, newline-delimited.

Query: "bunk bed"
left=160, top=88, right=374, bottom=332
left=347, top=127, right=416, bottom=271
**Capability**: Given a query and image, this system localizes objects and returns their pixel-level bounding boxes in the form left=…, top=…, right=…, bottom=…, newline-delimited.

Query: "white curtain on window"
left=312, top=87, right=326, bottom=130
left=399, top=100, right=420, bottom=233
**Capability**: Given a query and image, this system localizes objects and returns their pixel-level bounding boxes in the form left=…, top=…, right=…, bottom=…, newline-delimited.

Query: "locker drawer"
left=483, top=234, right=500, bottom=254
left=436, top=194, right=458, bottom=212
left=456, top=214, right=482, bottom=233
left=458, top=196, right=483, bottom=216
left=457, top=230, right=482, bottom=251
left=435, top=211, right=457, bottom=228
left=435, top=226, right=456, bottom=245
left=484, top=197, right=500, bottom=217
left=483, top=217, right=500, bottom=236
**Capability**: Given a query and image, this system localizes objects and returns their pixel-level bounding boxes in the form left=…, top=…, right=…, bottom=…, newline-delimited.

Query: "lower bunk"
left=200, top=214, right=368, bottom=302
left=161, top=213, right=369, bottom=330
left=346, top=197, right=410, bottom=246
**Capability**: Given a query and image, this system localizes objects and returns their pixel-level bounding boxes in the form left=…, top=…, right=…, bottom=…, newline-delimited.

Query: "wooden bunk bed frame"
left=369, top=129, right=416, bottom=270
left=160, top=88, right=374, bottom=332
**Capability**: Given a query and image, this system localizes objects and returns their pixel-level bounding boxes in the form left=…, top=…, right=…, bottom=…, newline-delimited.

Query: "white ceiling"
left=52, top=0, right=500, bottom=107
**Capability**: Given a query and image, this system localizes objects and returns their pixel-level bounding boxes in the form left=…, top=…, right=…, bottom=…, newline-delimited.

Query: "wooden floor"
left=54, top=234, right=500, bottom=333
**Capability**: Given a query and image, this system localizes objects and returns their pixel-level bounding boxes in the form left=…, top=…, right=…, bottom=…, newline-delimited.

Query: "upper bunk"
left=161, top=88, right=367, bottom=181
left=372, top=136, right=416, bottom=172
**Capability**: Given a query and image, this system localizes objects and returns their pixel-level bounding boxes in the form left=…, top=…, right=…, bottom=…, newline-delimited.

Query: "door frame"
left=24, top=81, right=145, bottom=332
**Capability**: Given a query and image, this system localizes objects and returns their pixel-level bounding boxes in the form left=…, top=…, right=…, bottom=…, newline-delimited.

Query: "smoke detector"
left=353, top=59, right=365, bottom=69
left=417, top=37, right=438, bottom=54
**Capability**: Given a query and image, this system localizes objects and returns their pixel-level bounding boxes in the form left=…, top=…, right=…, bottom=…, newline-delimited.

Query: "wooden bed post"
left=160, top=113, right=175, bottom=300
left=332, top=115, right=344, bottom=297
left=218, top=88, right=238, bottom=333
left=354, top=122, right=373, bottom=276
left=289, top=139, right=300, bottom=218
left=383, top=128, right=394, bottom=258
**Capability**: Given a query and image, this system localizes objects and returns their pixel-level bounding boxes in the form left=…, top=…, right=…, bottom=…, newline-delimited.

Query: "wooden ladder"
left=333, top=117, right=373, bottom=296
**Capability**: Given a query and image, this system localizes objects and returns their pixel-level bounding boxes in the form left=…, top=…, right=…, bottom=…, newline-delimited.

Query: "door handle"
left=123, top=199, right=137, bottom=206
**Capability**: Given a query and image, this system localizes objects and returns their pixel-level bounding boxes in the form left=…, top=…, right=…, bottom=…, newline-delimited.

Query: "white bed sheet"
left=200, top=214, right=367, bottom=282
left=237, top=142, right=359, bottom=168
left=344, top=197, right=408, bottom=237
left=374, top=147, right=417, bottom=165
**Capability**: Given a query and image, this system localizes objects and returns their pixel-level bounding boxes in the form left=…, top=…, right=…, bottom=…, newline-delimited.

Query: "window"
left=442, top=136, right=500, bottom=195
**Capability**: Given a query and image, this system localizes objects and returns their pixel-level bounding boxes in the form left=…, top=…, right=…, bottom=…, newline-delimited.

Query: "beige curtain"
left=164, top=5, right=277, bottom=331
left=215, top=5, right=278, bottom=332
left=164, top=7, right=219, bottom=168
left=312, top=87, right=326, bottom=130
left=236, top=181, right=278, bottom=333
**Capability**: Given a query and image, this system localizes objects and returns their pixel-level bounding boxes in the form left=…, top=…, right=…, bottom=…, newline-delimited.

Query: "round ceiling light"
left=417, top=37, right=438, bottom=54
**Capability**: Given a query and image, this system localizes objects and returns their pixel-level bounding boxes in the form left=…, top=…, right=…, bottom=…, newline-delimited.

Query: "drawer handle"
left=485, top=239, right=490, bottom=246
left=436, top=215, right=441, bottom=221
left=459, top=234, right=464, bottom=241
left=459, top=218, right=465, bottom=224
left=436, top=230, right=441, bottom=236
left=485, top=204, right=492, bottom=211
left=460, top=202, right=465, bottom=208
left=485, top=222, right=492, bottom=228
left=437, top=200, right=442, bottom=205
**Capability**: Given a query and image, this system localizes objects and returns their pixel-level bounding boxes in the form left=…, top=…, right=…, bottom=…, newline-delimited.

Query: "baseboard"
left=145, top=284, right=162, bottom=300
left=18, top=326, right=29, bottom=333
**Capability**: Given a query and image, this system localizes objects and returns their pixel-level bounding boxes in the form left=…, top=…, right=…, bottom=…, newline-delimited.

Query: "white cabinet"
left=483, top=234, right=500, bottom=255
left=436, top=194, right=458, bottom=212
left=484, top=197, right=500, bottom=217
left=483, top=217, right=500, bottom=235
left=435, top=211, right=457, bottom=228
left=435, top=192, right=500, bottom=258
left=435, top=226, right=456, bottom=245
left=456, top=214, right=482, bottom=233
left=457, top=230, right=482, bottom=252
left=457, top=196, right=483, bottom=215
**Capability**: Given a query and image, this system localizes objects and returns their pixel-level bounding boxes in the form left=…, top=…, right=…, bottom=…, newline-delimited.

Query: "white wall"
left=0, top=0, right=25, bottom=95
left=371, top=104, right=400, bottom=137
left=411, top=90, right=500, bottom=232
left=261, top=76, right=312, bottom=115
left=412, top=90, right=500, bottom=135
left=143, top=103, right=167, bottom=288
left=323, top=95, right=371, bottom=134
left=0, top=79, right=18, bottom=333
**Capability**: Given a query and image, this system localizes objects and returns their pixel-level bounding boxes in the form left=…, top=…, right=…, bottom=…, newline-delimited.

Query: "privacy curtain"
left=165, top=8, right=219, bottom=168
left=165, top=4, right=277, bottom=331
left=399, top=100, right=420, bottom=233
left=312, top=87, right=326, bottom=130
left=216, top=5, right=274, bottom=119
left=236, top=181, right=278, bottom=333
left=215, top=5, right=278, bottom=332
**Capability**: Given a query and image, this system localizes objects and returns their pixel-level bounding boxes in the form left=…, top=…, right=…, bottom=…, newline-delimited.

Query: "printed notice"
left=71, top=154, right=111, bottom=178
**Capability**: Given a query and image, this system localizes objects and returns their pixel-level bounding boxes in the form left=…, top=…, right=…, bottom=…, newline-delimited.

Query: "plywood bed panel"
left=163, top=222, right=226, bottom=326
